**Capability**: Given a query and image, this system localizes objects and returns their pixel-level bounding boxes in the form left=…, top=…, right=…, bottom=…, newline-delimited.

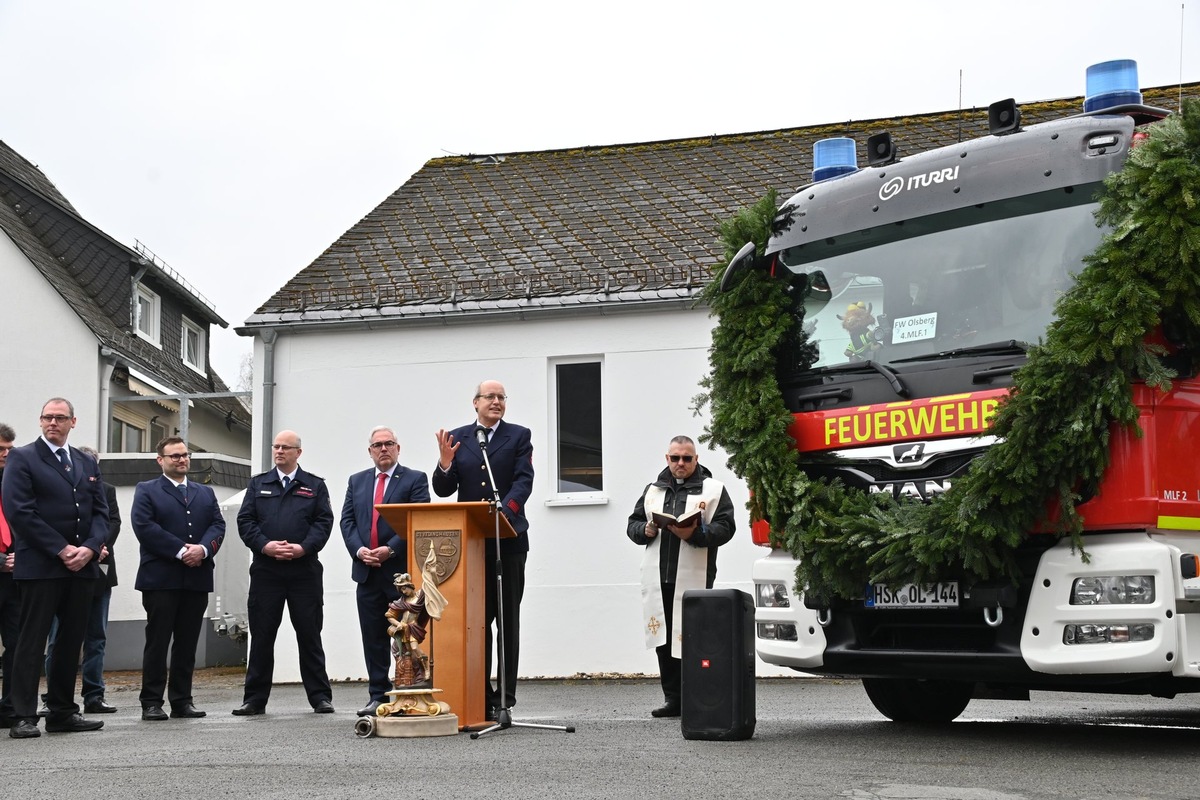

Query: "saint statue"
left=386, top=547, right=448, bottom=688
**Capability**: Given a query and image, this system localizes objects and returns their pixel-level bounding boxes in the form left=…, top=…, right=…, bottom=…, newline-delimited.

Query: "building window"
left=135, top=284, right=161, bottom=345
left=110, top=418, right=146, bottom=453
left=150, top=419, right=169, bottom=448
left=554, top=360, right=603, bottom=493
left=181, top=317, right=205, bottom=372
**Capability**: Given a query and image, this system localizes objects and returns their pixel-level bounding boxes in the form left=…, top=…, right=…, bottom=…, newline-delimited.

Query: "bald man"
left=233, top=430, right=334, bottom=716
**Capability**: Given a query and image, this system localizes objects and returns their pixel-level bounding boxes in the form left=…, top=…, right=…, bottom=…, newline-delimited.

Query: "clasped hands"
left=57, top=544, right=95, bottom=572
left=358, top=545, right=392, bottom=566
left=263, top=540, right=305, bottom=560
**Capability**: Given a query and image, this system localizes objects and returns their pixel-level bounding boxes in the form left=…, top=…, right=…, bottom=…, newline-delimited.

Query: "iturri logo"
left=893, top=442, right=926, bottom=464
left=878, top=166, right=960, bottom=202
left=879, top=176, right=904, bottom=201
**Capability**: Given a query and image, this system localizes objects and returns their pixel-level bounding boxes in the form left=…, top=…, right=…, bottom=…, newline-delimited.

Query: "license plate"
left=865, top=582, right=959, bottom=608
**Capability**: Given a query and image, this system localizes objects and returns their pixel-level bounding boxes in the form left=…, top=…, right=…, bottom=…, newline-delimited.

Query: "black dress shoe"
left=10, top=719, right=40, bottom=739
left=356, top=701, right=381, bottom=717
left=170, top=704, right=206, bottom=719
left=84, top=698, right=117, bottom=714
left=141, top=706, right=168, bottom=721
left=313, top=700, right=334, bottom=714
left=650, top=702, right=681, bottom=718
left=231, top=703, right=265, bottom=716
left=45, top=713, right=104, bottom=732
left=36, top=702, right=49, bottom=718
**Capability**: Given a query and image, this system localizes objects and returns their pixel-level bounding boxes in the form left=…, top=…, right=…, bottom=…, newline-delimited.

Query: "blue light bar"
left=813, top=137, right=858, bottom=183
left=1084, top=59, right=1142, bottom=113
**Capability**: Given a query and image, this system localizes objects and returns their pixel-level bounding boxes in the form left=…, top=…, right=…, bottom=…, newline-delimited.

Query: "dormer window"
left=135, top=284, right=161, bottom=346
left=181, top=316, right=206, bottom=373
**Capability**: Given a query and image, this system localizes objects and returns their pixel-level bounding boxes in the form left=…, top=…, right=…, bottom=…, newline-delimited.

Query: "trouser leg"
left=242, top=575, right=285, bottom=707
left=81, top=584, right=110, bottom=702
left=485, top=551, right=526, bottom=710
left=656, top=581, right=681, bottom=705
left=166, top=591, right=209, bottom=707
left=288, top=575, right=331, bottom=706
left=139, top=590, right=179, bottom=706
left=357, top=571, right=397, bottom=702
left=43, top=579, right=95, bottom=721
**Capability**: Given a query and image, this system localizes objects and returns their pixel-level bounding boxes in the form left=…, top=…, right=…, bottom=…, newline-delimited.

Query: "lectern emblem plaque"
left=413, top=530, right=460, bottom=585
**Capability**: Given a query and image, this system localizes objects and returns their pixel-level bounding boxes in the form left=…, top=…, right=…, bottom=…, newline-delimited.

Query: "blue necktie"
left=179, top=483, right=188, bottom=503
left=282, top=475, right=291, bottom=490
left=56, top=448, right=71, bottom=472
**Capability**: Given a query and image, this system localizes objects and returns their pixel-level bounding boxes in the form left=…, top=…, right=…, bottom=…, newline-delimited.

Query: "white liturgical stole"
left=640, top=478, right=723, bottom=659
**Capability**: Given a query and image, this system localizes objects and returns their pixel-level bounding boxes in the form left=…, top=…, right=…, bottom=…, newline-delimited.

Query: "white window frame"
left=135, top=284, right=161, bottom=346
left=181, top=316, right=206, bottom=373
left=544, top=356, right=607, bottom=506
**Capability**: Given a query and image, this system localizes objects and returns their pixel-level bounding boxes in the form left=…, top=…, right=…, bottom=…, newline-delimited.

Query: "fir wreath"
left=696, top=100, right=1200, bottom=602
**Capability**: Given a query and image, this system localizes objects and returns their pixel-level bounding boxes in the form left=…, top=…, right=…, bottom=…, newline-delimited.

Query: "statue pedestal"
left=368, top=688, right=458, bottom=738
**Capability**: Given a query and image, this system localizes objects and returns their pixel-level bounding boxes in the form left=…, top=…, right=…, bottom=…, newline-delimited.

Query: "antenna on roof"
left=958, top=68, right=964, bottom=143
left=1181, top=2, right=1187, bottom=112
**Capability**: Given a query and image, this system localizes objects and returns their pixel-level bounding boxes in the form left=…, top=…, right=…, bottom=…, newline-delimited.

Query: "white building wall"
left=248, top=306, right=792, bottom=685
left=0, top=231, right=103, bottom=445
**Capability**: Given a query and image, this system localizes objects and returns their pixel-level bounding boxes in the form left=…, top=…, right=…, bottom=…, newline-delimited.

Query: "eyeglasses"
left=667, top=455, right=695, bottom=463
left=271, top=444, right=299, bottom=451
left=475, top=393, right=507, bottom=402
left=162, top=452, right=191, bottom=461
left=369, top=440, right=398, bottom=450
left=40, top=414, right=71, bottom=423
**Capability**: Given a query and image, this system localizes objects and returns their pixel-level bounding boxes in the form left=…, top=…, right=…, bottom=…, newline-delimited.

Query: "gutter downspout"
left=259, top=328, right=277, bottom=472
left=98, top=348, right=117, bottom=452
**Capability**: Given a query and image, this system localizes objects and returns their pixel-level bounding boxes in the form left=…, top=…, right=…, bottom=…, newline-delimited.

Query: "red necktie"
left=0, top=492, right=10, bottom=552
left=370, top=472, right=387, bottom=549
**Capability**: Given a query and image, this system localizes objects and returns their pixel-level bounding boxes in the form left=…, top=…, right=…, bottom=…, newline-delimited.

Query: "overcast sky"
left=1, top=0, right=1197, bottom=386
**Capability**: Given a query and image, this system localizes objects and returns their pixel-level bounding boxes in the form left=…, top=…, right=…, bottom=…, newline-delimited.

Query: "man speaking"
left=433, top=380, right=533, bottom=719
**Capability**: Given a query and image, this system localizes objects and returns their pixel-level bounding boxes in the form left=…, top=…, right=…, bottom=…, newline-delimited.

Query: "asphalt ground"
left=6, top=668, right=1200, bottom=800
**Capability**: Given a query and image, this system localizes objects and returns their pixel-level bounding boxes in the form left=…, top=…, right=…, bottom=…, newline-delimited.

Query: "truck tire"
left=861, top=677, right=972, bottom=723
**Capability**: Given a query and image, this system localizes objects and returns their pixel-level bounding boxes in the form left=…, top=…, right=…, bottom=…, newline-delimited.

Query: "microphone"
left=475, top=426, right=490, bottom=449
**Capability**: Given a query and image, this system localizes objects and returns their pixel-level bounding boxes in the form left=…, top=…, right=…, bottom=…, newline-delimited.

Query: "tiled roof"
left=246, top=83, right=1200, bottom=327
left=0, top=140, right=250, bottom=426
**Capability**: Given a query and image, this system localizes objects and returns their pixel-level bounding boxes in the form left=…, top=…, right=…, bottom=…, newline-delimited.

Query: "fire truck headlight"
left=757, top=622, right=798, bottom=642
left=756, top=582, right=791, bottom=608
left=1063, top=623, right=1155, bottom=645
left=1070, top=575, right=1155, bottom=605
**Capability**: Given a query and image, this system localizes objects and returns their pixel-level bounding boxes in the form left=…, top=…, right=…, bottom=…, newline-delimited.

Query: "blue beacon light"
left=1084, top=59, right=1143, bottom=113
left=813, top=137, right=858, bottom=183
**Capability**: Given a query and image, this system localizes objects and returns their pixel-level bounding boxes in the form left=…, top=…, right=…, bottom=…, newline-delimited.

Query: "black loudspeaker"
left=680, top=588, right=756, bottom=741
left=988, top=98, right=1021, bottom=135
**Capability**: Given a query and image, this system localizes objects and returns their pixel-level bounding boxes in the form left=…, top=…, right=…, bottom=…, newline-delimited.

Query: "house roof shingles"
left=0, top=140, right=250, bottom=428
left=245, top=83, right=1200, bottom=328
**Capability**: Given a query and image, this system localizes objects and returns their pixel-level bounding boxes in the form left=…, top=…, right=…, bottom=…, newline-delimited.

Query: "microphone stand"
left=470, top=427, right=574, bottom=739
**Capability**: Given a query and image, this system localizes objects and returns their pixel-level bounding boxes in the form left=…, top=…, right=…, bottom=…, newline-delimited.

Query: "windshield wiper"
left=888, top=340, right=1028, bottom=364
left=814, top=359, right=909, bottom=398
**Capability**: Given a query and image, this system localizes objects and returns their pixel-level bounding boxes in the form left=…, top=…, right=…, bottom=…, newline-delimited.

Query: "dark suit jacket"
left=131, top=476, right=226, bottom=593
left=340, top=465, right=430, bottom=583
left=431, top=419, right=534, bottom=554
left=1, top=439, right=108, bottom=581
left=237, top=466, right=333, bottom=572
left=97, top=482, right=121, bottom=589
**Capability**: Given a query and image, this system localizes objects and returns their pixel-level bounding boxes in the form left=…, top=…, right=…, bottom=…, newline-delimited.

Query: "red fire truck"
left=735, top=61, right=1200, bottom=721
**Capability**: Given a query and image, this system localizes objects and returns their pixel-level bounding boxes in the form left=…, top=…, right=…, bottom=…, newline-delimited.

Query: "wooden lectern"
left=376, top=502, right=515, bottom=729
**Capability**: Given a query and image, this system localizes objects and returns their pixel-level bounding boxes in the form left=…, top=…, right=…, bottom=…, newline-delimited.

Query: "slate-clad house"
left=0, top=140, right=252, bottom=666
left=238, top=83, right=1200, bottom=681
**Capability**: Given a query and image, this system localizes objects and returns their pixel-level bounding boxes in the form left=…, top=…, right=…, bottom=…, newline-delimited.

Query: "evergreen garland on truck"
left=697, top=101, right=1200, bottom=601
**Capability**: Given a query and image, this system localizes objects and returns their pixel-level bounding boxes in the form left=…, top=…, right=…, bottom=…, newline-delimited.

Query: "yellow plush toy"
left=838, top=301, right=880, bottom=361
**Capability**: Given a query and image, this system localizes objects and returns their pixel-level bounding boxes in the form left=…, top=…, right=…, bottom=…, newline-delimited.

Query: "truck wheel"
left=861, top=677, right=972, bottom=723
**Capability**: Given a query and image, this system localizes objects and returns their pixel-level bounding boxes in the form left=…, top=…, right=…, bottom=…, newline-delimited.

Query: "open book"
left=651, top=508, right=702, bottom=529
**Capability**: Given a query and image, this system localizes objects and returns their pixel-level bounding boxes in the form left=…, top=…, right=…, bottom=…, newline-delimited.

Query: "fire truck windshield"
left=777, top=190, right=1103, bottom=370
